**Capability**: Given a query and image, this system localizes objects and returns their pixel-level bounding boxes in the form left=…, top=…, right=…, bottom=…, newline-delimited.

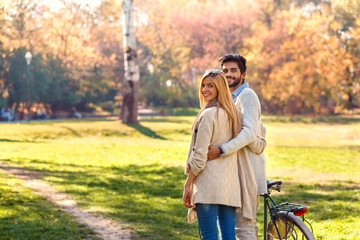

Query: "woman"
left=183, top=69, right=243, bottom=240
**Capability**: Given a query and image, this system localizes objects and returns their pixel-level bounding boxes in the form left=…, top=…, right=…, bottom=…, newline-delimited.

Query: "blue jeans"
left=196, top=204, right=236, bottom=240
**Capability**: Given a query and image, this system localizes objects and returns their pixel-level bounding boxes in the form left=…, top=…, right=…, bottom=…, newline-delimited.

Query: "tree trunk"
left=121, top=0, right=140, bottom=123
left=121, top=79, right=139, bottom=123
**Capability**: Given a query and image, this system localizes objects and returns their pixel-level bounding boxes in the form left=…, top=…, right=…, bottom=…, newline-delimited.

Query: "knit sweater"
left=185, top=107, right=241, bottom=223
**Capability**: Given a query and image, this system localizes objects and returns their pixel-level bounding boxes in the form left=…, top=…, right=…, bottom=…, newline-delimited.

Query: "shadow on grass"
left=2, top=159, right=359, bottom=239
left=59, top=126, right=81, bottom=137
left=5, top=159, right=360, bottom=239
left=0, top=138, right=26, bottom=143
left=0, top=160, right=196, bottom=239
left=0, top=138, right=44, bottom=143
left=0, top=170, right=100, bottom=240
left=126, top=123, right=167, bottom=140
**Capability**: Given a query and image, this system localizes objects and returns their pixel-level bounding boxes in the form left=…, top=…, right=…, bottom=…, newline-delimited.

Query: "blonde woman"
left=183, top=69, right=244, bottom=239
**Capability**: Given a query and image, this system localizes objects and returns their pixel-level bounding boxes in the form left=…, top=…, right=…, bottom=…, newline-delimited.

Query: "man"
left=207, top=54, right=267, bottom=240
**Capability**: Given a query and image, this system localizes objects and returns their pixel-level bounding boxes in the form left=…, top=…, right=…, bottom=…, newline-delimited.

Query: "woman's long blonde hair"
left=197, top=70, right=242, bottom=138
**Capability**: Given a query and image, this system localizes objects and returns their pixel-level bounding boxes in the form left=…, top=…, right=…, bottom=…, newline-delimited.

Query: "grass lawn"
left=0, top=169, right=100, bottom=240
left=0, top=116, right=359, bottom=239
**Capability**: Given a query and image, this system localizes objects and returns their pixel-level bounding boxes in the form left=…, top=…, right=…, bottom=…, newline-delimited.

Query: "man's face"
left=221, top=61, right=245, bottom=89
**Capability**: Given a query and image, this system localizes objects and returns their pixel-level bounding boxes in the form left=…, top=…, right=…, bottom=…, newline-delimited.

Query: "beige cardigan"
left=185, top=107, right=258, bottom=223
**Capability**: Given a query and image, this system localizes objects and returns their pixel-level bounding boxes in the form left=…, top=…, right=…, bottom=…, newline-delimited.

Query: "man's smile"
left=227, top=77, right=235, bottom=83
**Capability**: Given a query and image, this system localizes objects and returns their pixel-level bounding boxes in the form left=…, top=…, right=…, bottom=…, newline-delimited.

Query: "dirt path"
left=0, top=161, right=136, bottom=240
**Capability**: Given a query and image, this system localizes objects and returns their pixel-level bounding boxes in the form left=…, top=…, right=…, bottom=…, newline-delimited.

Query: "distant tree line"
left=0, top=0, right=359, bottom=116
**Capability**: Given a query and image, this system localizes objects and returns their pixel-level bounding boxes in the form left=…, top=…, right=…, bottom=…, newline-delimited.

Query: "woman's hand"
left=183, top=170, right=195, bottom=208
left=183, top=180, right=193, bottom=208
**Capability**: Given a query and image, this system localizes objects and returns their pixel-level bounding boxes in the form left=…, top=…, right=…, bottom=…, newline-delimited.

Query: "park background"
left=0, top=0, right=359, bottom=239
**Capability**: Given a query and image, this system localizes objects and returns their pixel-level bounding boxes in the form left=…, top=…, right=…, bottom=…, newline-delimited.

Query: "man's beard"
left=228, top=77, right=242, bottom=88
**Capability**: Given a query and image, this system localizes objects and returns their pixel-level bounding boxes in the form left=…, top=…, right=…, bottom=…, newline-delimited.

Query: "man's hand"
left=207, top=145, right=220, bottom=160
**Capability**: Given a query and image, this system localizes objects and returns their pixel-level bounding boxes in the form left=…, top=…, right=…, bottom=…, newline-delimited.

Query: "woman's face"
left=201, top=77, right=218, bottom=102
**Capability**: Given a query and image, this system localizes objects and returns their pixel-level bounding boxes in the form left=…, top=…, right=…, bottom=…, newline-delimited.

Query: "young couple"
left=183, top=54, right=267, bottom=240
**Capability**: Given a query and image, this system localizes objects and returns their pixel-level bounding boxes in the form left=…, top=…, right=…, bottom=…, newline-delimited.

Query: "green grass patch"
left=0, top=170, right=100, bottom=240
left=0, top=116, right=359, bottom=239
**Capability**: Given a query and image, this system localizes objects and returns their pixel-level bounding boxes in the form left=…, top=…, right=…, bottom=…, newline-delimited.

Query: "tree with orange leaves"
left=251, top=7, right=351, bottom=114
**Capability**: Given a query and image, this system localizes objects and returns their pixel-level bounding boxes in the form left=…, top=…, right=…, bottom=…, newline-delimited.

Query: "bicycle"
left=262, top=179, right=316, bottom=240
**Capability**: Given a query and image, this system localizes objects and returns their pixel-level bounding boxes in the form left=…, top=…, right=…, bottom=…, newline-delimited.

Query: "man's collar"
left=231, top=82, right=249, bottom=100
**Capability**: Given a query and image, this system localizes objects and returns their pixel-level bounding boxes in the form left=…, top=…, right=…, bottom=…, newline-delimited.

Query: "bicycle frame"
left=262, top=180, right=315, bottom=240
left=263, top=193, right=275, bottom=240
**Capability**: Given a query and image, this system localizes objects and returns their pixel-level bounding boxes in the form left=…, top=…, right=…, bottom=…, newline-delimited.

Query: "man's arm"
left=222, top=90, right=261, bottom=155
left=207, top=133, right=265, bottom=159
left=247, top=122, right=266, bottom=154
left=207, top=89, right=261, bottom=160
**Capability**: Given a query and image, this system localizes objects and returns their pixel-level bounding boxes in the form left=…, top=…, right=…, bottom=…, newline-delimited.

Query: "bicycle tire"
left=267, top=212, right=315, bottom=240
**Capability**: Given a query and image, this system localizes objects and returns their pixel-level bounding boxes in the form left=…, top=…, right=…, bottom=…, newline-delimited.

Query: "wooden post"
left=121, top=0, right=140, bottom=123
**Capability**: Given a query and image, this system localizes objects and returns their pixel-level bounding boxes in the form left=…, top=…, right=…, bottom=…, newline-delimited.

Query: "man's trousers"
left=235, top=195, right=260, bottom=240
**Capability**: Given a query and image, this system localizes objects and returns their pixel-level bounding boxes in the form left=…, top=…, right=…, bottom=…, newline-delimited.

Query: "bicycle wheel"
left=267, top=212, right=315, bottom=240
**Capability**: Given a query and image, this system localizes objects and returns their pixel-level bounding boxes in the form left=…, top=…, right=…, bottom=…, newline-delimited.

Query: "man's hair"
left=219, top=54, right=247, bottom=74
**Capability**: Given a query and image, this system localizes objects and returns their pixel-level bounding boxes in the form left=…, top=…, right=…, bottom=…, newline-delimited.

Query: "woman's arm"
left=184, top=109, right=215, bottom=208
left=187, top=110, right=214, bottom=176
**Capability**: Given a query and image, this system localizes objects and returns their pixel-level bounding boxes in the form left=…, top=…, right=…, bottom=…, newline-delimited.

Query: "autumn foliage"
left=0, top=0, right=359, bottom=115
